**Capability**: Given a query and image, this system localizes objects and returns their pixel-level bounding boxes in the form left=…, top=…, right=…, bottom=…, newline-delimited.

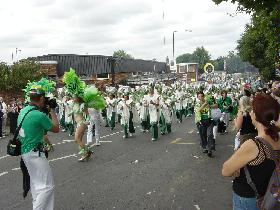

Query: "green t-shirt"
left=217, top=96, right=232, bottom=113
left=18, top=105, right=52, bottom=154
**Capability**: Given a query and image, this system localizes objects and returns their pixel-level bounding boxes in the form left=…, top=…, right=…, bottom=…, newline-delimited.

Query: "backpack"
left=244, top=137, right=279, bottom=210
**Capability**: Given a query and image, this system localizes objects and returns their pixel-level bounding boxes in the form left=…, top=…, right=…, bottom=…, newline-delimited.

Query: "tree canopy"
left=176, top=47, right=211, bottom=73
left=113, top=50, right=134, bottom=59
left=212, top=0, right=277, bottom=13
left=212, top=0, right=278, bottom=80
left=0, top=59, right=43, bottom=91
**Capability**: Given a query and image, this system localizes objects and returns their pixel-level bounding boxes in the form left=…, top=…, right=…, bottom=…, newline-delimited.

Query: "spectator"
left=8, top=98, right=20, bottom=135
left=0, top=97, right=7, bottom=136
left=234, top=96, right=257, bottom=150
left=270, top=81, right=279, bottom=103
left=222, top=93, right=279, bottom=210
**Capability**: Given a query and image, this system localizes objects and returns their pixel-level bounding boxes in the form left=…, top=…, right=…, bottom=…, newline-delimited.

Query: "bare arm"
left=222, top=139, right=258, bottom=177
left=234, top=110, right=243, bottom=131
left=49, top=110, right=59, bottom=133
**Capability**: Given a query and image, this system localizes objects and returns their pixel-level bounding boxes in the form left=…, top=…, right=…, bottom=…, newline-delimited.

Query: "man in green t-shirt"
left=20, top=87, right=59, bottom=210
left=217, top=90, right=232, bottom=132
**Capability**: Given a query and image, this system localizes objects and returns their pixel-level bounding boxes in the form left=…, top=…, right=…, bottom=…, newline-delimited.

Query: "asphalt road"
left=0, top=116, right=235, bottom=210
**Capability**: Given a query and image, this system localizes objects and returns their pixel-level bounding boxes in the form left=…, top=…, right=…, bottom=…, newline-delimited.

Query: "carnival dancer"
left=182, top=90, right=189, bottom=118
left=64, top=96, right=74, bottom=136
left=119, top=93, right=136, bottom=138
left=63, top=69, right=106, bottom=162
left=71, top=96, right=92, bottom=161
left=147, top=87, right=160, bottom=141
left=116, top=90, right=123, bottom=124
left=174, top=87, right=184, bottom=123
left=57, top=92, right=67, bottom=132
left=139, top=89, right=150, bottom=132
left=87, top=107, right=101, bottom=146
left=159, top=95, right=172, bottom=135
left=106, top=93, right=117, bottom=131
left=217, top=90, right=232, bottom=132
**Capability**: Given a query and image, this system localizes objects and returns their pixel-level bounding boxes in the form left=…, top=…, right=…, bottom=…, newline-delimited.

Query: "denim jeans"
left=233, top=192, right=258, bottom=210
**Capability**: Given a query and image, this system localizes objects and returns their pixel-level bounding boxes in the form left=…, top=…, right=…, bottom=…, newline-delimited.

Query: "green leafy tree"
left=176, top=53, right=193, bottom=64
left=212, top=0, right=277, bottom=13
left=0, top=62, right=11, bottom=90
left=192, top=47, right=211, bottom=73
left=237, top=8, right=278, bottom=80
left=0, top=59, right=43, bottom=91
left=213, top=0, right=278, bottom=80
left=213, top=56, right=226, bottom=71
left=113, top=50, right=134, bottom=59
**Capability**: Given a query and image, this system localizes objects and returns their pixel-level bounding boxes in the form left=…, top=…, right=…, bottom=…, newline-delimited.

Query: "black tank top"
left=233, top=138, right=277, bottom=198
left=240, top=114, right=257, bottom=135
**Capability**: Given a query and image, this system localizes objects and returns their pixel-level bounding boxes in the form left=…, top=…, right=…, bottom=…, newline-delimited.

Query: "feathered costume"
left=62, top=68, right=106, bottom=110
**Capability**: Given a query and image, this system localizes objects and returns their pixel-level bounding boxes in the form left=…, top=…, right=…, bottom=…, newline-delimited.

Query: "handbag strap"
left=244, top=136, right=279, bottom=198
left=244, top=166, right=260, bottom=198
left=13, top=107, right=37, bottom=140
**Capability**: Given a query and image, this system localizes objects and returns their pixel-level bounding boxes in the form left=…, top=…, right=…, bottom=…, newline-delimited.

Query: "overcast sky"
left=0, top=0, right=250, bottom=63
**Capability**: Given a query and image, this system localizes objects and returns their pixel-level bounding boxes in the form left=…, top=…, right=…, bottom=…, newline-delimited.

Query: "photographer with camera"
left=19, top=86, right=59, bottom=210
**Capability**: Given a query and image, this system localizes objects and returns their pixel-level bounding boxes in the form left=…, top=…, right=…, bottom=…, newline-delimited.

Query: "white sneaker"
left=129, top=133, right=133, bottom=137
left=123, top=135, right=128, bottom=139
left=151, top=138, right=156, bottom=141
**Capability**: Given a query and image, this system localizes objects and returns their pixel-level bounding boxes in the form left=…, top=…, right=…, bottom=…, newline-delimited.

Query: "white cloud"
left=0, top=0, right=250, bottom=63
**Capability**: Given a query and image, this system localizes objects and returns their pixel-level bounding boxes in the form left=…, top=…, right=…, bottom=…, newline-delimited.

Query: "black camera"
left=45, top=97, right=58, bottom=109
left=41, top=97, right=58, bottom=114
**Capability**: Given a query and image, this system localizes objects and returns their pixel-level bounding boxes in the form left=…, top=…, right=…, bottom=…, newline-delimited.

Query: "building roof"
left=36, top=54, right=167, bottom=76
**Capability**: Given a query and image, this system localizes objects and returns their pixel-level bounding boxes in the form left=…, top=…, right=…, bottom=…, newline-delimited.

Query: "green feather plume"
left=63, top=68, right=86, bottom=97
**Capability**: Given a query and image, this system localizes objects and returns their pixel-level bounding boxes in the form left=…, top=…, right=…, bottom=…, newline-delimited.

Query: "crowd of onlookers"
left=222, top=80, right=279, bottom=210
left=0, top=97, right=24, bottom=138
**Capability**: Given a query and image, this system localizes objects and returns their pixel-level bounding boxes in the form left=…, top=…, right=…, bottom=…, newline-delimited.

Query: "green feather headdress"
left=63, top=68, right=86, bottom=98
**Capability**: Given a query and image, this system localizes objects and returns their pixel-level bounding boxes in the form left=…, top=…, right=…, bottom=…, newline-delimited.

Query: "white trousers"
left=22, top=151, right=54, bottom=210
left=2, top=114, right=7, bottom=134
left=87, top=119, right=100, bottom=145
left=224, top=112, right=230, bottom=128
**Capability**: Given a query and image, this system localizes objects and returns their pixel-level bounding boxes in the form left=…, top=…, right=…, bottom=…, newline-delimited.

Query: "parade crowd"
left=1, top=70, right=279, bottom=210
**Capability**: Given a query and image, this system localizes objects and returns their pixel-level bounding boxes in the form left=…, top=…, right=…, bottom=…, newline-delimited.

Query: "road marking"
left=99, top=141, right=112, bottom=143
left=188, top=129, right=194, bottom=134
left=12, top=167, right=20, bottom=171
left=170, top=138, right=182, bottom=144
left=194, top=205, right=201, bottom=210
left=176, top=143, right=196, bottom=145
left=0, top=171, right=8, bottom=177
left=0, top=155, right=9, bottom=160
left=63, top=140, right=75, bottom=142
left=49, top=154, right=77, bottom=162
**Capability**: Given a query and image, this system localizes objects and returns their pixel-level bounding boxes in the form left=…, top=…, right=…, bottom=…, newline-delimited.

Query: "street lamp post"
left=172, top=29, right=192, bottom=83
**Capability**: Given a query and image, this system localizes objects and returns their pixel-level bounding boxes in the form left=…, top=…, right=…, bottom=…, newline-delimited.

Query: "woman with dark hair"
left=222, top=93, right=279, bottom=210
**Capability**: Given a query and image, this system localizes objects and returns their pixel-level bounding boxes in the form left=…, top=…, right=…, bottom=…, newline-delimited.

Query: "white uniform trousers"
left=87, top=115, right=100, bottom=145
left=2, top=113, right=7, bottom=134
left=22, top=151, right=54, bottom=210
